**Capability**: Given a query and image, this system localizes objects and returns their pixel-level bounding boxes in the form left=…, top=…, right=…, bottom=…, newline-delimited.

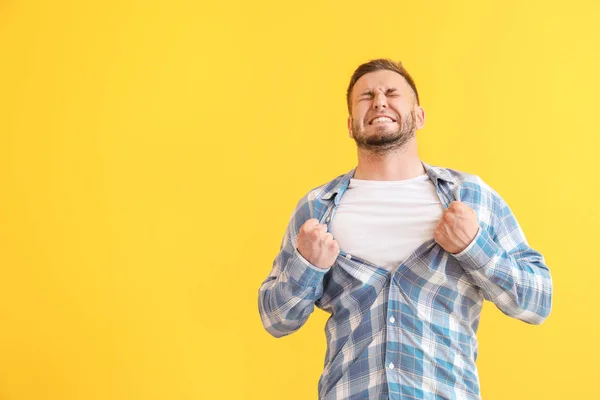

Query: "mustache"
left=350, top=111, right=417, bottom=154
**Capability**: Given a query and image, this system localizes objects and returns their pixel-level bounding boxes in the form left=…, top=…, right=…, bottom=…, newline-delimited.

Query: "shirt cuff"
left=451, top=226, right=499, bottom=272
left=283, top=248, right=330, bottom=287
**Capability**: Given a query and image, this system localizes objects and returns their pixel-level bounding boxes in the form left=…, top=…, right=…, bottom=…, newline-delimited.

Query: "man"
left=258, top=59, right=552, bottom=400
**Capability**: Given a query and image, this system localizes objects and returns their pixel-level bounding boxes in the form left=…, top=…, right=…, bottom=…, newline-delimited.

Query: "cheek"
left=390, top=100, right=410, bottom=116
left=352, top=104, right=369, bottom=122
left=350, top=116, right=363, bottom=130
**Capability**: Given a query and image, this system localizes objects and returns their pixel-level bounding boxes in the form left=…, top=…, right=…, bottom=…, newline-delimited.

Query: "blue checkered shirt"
left=258, top=161, right=552, bottom=399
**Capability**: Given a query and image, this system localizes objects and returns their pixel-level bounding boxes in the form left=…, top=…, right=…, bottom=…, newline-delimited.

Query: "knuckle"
left=300, top=221, right=311, bottom=233
left=303, top=218, right=317, bottom=229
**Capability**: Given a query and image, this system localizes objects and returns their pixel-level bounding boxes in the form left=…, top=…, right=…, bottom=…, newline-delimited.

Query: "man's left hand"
left=434, top=201, right=480, bottom=254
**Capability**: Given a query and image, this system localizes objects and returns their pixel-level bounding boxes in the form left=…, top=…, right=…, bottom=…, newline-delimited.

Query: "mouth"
left=368, top=116, right=397, bottom=125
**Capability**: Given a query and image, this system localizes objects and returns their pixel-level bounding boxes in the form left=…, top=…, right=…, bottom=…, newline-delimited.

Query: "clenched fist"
left=433, top=201, right=480, bottom=254
left=297, top=218, right=340, bottom=269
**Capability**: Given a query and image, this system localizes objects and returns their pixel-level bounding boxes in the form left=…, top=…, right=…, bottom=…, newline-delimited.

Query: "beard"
left=351, top=110, right=417, bottom=154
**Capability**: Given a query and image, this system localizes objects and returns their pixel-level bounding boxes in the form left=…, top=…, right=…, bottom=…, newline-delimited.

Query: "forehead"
left=352, top=69, right=412, bottom=97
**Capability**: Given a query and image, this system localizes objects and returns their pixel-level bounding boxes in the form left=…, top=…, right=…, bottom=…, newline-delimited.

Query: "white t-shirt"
left=328, top=174, right=444, bottom=272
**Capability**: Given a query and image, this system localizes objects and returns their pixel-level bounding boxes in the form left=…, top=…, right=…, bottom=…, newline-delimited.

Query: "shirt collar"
left=321, top=160, right=457, bottom=202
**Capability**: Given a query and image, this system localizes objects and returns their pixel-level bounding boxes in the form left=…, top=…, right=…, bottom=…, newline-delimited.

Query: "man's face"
left=348, top=69, right=425, bottom=153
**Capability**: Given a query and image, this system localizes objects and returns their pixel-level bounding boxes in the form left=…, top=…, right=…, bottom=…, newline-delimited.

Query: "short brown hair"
left=346, top=59, right=420, bottom=114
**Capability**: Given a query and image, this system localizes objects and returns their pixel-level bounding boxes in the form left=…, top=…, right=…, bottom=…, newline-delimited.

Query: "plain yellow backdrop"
left=0, top=0, right=597, bottom=399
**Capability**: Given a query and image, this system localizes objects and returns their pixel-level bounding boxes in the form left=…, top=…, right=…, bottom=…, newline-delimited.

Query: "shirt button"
left=345, top=254, right=351, bottom=260
left=326, top=216, right=331, bottom=222
left=389, top=316, right=395, bottom=324
left=389, top=362, right=394, bottom=370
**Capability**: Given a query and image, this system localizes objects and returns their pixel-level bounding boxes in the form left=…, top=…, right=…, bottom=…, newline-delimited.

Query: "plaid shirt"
left=258, top=161, right=552, bottom=400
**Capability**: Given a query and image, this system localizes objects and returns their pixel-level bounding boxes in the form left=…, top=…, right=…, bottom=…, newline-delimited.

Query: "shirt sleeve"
left=451, top=192, right=553, bottom=325
left=258, top=197, right=330, bottom=338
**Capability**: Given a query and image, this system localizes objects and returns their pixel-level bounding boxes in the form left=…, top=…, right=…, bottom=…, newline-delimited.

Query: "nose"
left=373, top=91, right=387, bottom=110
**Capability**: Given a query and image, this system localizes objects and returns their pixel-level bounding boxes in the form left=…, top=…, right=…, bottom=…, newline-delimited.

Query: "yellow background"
left=0, top=0, right=597, bottom=399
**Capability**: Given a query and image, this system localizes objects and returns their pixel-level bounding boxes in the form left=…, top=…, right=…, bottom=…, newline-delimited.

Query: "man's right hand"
left=297, top=218, right=340, bottom=269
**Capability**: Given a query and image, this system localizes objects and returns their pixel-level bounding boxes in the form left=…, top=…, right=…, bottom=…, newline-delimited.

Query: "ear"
left=414, top=106, right=426, bottom=130
left=347, top=115, right=353, bottom=138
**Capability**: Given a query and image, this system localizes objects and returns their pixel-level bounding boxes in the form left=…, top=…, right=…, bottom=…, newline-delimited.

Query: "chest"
left=328, top=187, right=445, bottom=271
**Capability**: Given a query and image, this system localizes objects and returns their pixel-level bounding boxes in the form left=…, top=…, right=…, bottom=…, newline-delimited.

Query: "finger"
left=302, top=222, right=321, bottom=239
left=308, top=223, right=325, bottom=238
left=330, top=239, right=340, bottom=254
left=301, top=218, right=319, bottom=233
left=316, top=224, right=328, bottom=235
left=440, top=222, right=451, bottom=237
left=314, top=227, right=328, bottom=244
left=442, top=212, right=453, bottom=223
left=433, top=228, right=443, bottom=243
left=308, top=226, right=322, bottom=241
left=322, top=232, right=334, bottom=245
left=450, top=201, right=462, bottom=208
left=443, top=206, right=456, bottom=216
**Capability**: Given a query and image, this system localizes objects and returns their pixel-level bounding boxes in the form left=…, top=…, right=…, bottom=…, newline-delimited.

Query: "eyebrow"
left=359, top=88, right=398, bottom=97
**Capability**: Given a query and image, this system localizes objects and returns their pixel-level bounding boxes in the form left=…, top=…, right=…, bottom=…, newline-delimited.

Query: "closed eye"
left=359, top=91, right=374, bottom=100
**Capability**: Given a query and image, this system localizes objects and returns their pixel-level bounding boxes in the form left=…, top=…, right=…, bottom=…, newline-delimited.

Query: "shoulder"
left=440, top=166, right=503, bottom=202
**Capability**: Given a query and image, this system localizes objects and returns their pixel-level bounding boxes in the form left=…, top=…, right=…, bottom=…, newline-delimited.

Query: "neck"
left=353, top=138, right=425, bottom=181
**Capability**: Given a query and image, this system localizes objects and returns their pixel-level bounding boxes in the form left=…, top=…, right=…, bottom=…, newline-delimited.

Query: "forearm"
left=258, top=249, right=329, bottom=337
left=453, top=226, right=552, bottom=324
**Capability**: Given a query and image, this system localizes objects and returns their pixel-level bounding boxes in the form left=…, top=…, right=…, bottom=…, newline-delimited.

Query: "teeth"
left=372, top=117, right=393, bottom=124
